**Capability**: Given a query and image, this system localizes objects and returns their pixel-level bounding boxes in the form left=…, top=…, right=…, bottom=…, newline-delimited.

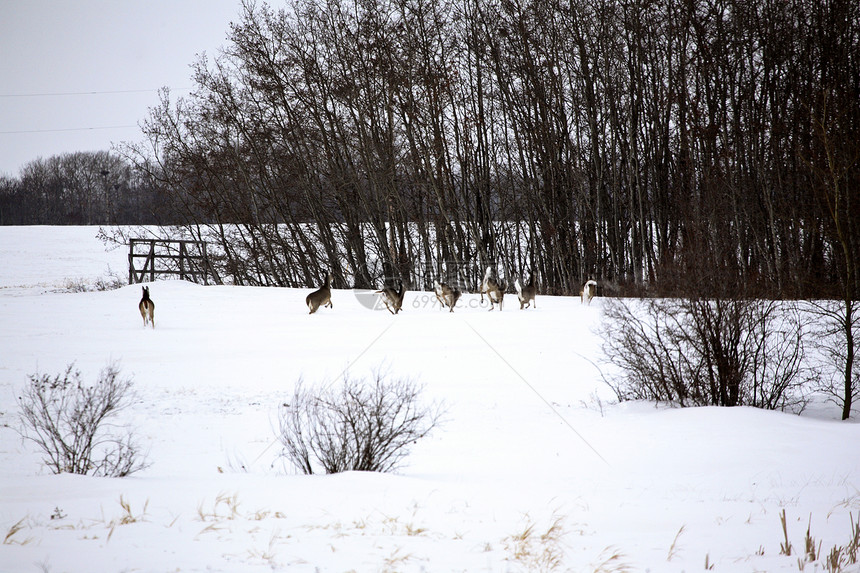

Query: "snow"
left=1, top=226, right=859, bottom=572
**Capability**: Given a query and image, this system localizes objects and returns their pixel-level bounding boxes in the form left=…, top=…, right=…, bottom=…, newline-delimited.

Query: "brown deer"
left=376, top=279, right=406, bottom=314
left=138, top=286, right=155, bottom=328
left=306, top=273, right=333, bottom=314
left=434, top=280, right=461, bottom=312
left=514, top=270, right=537, bottom=310
left=581, top=279, right=598, bottom=305
left=480, top=266, right=505, bottom=311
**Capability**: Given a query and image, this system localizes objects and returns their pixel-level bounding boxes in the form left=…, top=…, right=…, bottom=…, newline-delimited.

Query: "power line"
left=0, top=125, right=139, bottom=135
left=0, top=88, right=190, bottom=98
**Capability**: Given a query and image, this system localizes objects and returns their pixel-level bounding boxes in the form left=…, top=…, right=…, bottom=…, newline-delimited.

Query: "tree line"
left=4, top=0, right=858, bottom=302
left=0, top=151, right=167, bottom=226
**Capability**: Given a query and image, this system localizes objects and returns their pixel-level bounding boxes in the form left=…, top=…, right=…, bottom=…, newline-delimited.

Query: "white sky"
left=0, top=0, right=244, bottom=177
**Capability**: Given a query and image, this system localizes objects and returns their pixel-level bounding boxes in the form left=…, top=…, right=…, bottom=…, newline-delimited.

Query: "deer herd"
left=138, top=269, right=598, bottom=326
left=306, top=267, right=597, bottom=315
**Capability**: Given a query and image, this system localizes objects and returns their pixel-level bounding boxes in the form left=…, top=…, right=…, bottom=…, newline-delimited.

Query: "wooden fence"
left=128, top=239, right=220, bottom=285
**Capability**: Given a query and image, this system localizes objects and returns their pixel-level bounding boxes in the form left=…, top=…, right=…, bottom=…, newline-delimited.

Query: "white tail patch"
left=516, top=271, right=536, bottom=310
left=581, top=280, right=598, bottom=305
left=434, top=280, right=460, bottom=312
left=138, top=286, right=155, bottom=328
left=481, top=267, right=505, bottom=311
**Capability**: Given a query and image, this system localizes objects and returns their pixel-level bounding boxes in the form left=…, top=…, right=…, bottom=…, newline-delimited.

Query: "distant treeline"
left=0, top=152, right=171, bottom=226
left=6, top=0, right=860, bottom=300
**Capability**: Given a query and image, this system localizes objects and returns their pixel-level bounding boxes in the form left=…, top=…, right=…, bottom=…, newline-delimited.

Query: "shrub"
left=17, top=362, right=149, bottom=477
left=600, top=297, right=813, bottom=411
left=277, top=372, right=444, bottom=474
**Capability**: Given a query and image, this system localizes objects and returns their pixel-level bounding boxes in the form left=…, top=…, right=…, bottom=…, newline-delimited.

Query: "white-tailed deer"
left=514, top=270, right=537, bottom=310
left=306, top=273, right=333, bottom=314
left=138, top=286, right=155, bottom=328
left=581, top=279, right=598, bottom=305
left=434, top=280, right=461, bottom=312
left=376, top=279, right=405, bottom=314
left=480, top=266, right=505, bottom=311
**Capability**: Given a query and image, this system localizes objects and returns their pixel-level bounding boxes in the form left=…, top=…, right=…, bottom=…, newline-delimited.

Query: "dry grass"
left=381, top=547, right=415, bottom=572
left=590, top=546, right=633, bottom=573
left=780, top=508, right=793, bottom=556
left=667, top=524, right=686, bottom=561
left=503, top=513, right=567, bottom=572
left=107, top=496, right=149, bottom=542
left=780, top=510, right=860, bottom=572
left=4, top=517, right=34, bottom=546
left=197, top=492, right=241, bottom=522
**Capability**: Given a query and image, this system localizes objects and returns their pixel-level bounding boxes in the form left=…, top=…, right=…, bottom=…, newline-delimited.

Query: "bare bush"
left=61, top=269, right=124, bottom=293
left=600, top=298, right=813, bottom=411
left=600, top=298, right=691, bottom=404
left=277, top=372, right=444, bottom=475
left=17, top=362, right=149, bottom=477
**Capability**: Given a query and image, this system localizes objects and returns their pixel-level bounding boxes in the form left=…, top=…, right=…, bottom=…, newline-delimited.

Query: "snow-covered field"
left=1, top=226, right=858, bottom=573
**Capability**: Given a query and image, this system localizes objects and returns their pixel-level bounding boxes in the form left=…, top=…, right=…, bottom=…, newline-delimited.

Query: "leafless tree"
left=104, top=0, right=857, bottom=305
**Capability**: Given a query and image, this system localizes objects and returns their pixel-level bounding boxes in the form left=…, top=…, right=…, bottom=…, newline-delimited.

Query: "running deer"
left=581, top=279, right=598, bottom=305
left=480, top=266, right=505, bottom=311
left=514, top=270, right=537, bottom=310
left=306, top=273, right=333, bottom=314
left=138, top=286, right=155, bottom=328
left=376, top=279, right=406, bottom=314
left=434, top=280, right=461, bottom=312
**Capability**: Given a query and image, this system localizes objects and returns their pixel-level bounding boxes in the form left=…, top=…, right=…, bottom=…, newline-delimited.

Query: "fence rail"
left=128, top=239, right=220, bottom=285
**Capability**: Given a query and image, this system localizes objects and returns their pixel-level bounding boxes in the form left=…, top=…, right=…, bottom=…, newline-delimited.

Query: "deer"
left=581, top=279, right=598, bottom=305
left=138, top=286, right=155, bottom=328
left=480, top=266, right=506, bottom=311
left=376, top=279, right=406, bottom=314
left=434, top=280, right=461, bottom=312
left=514, top=269, right=537, bottom=310
left=306, top=273, right=333, bottom=314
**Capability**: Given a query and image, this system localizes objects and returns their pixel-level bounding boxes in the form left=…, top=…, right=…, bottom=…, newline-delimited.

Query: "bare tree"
left=804, top=84, right=860, bottom=420
left=109, top=0, right=858, bottom=304
left=809, top=300, right=860, bottom=419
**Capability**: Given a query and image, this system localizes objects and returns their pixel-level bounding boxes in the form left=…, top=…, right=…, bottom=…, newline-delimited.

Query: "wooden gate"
left=128, top=239, right=220, bottom=285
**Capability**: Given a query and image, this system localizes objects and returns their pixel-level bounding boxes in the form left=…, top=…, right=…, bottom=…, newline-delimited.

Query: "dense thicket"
left=118, top=0, right=858, bottom=296
left=6, top=0, right=853, bottom=299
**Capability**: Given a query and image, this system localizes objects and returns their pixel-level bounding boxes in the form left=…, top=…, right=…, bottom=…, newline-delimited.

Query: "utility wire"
left=0, top=88, right=190, bottom=98
left=0, top=125, right=138, bottom=135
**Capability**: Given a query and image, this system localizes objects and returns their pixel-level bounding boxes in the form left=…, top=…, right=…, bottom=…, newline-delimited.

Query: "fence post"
left=202, top=242, right=210, bottom=285
left=149, top=240, right=156, bottom=282
left=179, top=241, right=187, bottom=281
left=128, top=240, right=135, bottom=284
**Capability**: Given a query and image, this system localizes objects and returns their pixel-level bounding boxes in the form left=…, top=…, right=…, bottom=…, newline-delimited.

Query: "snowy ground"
left=1, top=226, right=859, bottom=573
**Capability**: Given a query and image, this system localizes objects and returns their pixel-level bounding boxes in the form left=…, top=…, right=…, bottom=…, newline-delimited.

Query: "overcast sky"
left=0, top=0, right=243, bottom=177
